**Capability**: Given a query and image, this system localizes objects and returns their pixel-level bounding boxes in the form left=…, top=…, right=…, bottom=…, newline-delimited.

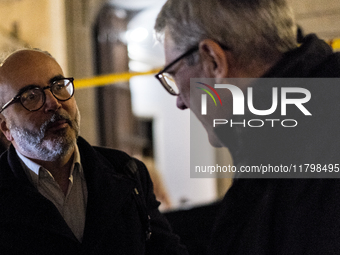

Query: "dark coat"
left=209, top=34, right=340, bottom=254
left=0, top=137, right=188, bottom=255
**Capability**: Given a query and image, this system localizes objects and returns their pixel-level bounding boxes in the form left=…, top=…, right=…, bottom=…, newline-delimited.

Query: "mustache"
left=41, top=112, right=73, bottom=132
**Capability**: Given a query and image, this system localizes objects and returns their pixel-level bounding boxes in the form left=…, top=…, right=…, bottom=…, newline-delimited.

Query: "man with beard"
left=0, top=49, right=188, bottom=255
left=154, top=0, right=340, bottom=254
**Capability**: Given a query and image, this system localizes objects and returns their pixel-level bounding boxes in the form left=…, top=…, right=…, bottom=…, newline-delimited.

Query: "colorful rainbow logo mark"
left=196, top=82, right=222, bottom=115
left=196, top=82, right=223, bottom=106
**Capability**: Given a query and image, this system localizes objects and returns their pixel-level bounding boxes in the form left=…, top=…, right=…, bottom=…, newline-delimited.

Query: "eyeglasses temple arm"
left=0, top=96, right=18, bottom=114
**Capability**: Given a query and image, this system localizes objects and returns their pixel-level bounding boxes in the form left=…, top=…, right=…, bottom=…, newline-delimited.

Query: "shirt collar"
left=16, top=150, right=41, bottom=175
left=16, top=144, right=83, bottom=184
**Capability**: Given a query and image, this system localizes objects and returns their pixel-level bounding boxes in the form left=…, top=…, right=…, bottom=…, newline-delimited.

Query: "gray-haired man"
left=155, top=0, right=340, bottom=254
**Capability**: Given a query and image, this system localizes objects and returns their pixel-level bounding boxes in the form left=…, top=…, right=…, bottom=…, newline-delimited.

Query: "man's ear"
left=199, top=39, right=229, bottom=78
left=0, top=115, right=13, bottom=142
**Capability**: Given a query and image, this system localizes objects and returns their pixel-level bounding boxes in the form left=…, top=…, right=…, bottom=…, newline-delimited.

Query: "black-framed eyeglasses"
left=0, top=77, right=75, bottom=113
left=155, top=43, right=230, bottom=96
left=155, top=46, right=199, bottom=96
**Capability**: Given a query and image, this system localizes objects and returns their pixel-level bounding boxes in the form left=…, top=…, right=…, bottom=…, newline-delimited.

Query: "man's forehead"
left=0, top=49, right=62, bottom=88
left=164, top=29, right=181, bottom=63
left=164, top=28, right=176, bottom=49
left=1, top=50, right=53, bottom=71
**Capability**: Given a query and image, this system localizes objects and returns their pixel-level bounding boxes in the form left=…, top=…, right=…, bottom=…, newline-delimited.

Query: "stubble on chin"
left=8, top=109, right=80, bottom=161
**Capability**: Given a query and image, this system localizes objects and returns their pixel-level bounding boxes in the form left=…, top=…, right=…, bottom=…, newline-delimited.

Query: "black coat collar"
left=215, top=34, right=340, bottom=166
left=263, top=34, right=336, bottom=78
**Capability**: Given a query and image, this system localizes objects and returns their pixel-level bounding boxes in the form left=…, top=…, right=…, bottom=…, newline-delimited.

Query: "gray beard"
left=9, top=110, right=80, bottom=161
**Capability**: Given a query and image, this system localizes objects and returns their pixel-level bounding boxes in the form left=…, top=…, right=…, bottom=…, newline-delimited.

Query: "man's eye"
left=165, top=71, right=175, bottom=77
left=22, top=91, right=38, bottom=101
left=54, top=84, right=65, bottom=91
left=21, top=90, right=42, bottom=106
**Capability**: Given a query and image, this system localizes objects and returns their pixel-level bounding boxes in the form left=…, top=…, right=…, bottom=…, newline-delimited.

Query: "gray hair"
left=155, top=0, right=297, bottom=68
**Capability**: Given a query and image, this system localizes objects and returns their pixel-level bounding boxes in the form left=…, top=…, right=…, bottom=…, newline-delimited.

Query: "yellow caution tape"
left=74, top=38, right=340, bottom=90
left=74, top=69, right=160, bottom=89
left=329, top=39, right=340, bottom=50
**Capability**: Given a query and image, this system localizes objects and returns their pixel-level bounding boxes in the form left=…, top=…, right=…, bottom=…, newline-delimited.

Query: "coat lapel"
left=0, top=138, right=138, bottom=248
left=0, top=146, right=78, bottom=242
left=77, top=138, right=137, bottom=246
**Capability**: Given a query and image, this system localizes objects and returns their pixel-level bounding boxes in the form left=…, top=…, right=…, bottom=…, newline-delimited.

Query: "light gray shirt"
left=16, top=145, right=88, bottom=242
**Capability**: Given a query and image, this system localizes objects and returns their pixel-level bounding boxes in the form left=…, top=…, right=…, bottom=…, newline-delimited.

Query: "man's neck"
left=18, top=144, right=76, bottom=195
left=228, top=53, right=283, bottom=78
left=39, top=147, right=75, bottom=195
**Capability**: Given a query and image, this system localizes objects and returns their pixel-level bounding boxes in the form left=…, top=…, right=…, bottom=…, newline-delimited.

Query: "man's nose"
left=176, top=96, right=187, bottom=110
left=44, top=89, right=62, bottom=112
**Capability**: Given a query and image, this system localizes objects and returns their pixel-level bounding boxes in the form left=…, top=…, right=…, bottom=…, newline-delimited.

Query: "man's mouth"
left=47, top=119, right=69, bottom=130
left=45, top=115, right=72, bottom=132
